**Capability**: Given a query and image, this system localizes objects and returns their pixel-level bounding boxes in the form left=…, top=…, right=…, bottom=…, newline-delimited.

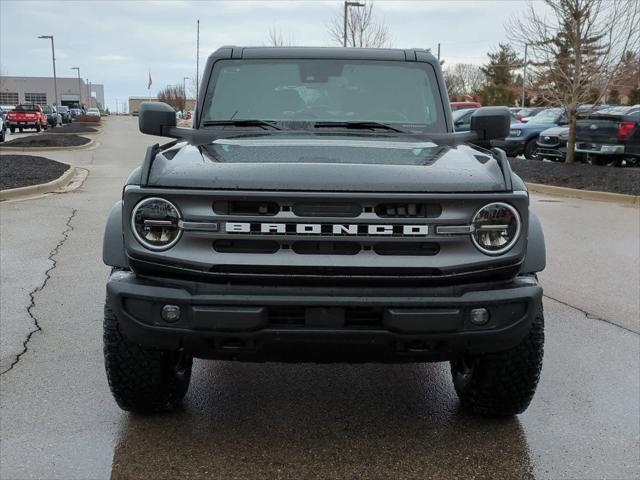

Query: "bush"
left=74, top=115, right=101, bottom=123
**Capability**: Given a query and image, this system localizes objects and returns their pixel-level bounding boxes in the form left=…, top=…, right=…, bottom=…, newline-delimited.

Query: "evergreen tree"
left=479, top=44, right=521, bottom=106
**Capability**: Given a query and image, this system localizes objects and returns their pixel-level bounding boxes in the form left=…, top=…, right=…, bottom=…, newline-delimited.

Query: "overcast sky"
left=1, top=0, right=535, bottom=111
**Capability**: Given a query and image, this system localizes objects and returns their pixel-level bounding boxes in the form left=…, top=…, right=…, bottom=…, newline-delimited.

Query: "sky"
left=0, top=0, right=536, bottom=112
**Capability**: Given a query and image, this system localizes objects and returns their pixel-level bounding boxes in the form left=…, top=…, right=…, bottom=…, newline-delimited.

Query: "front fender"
left=521, top=211, right=546, bottom=273
left=102, top=200, right=128, bottom=268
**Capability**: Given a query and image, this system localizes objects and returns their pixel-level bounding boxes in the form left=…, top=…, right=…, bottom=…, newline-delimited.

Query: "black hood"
left=146, top=135, right=507, bottom=192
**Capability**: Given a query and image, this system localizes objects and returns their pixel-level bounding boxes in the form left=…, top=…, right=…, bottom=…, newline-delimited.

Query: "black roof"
left=208, top=46, right=438, bottom=63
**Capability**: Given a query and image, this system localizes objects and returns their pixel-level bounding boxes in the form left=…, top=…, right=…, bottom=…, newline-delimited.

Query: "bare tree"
left=267, top=26, right=295, bottom=47
left=158, top=85, right=186, bottom=112
left=328, top=1, right=390, bottom=48
left=508, top=0, right=640, bottom=162
left=444, top=63, right=486, bottom=97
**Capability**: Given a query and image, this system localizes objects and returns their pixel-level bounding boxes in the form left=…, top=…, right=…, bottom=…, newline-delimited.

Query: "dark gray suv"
left=102, top=47, right=546, bottom=417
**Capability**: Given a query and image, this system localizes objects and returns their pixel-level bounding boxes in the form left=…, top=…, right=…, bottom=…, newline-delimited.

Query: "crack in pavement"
left=0, top=208, right=78, bottom=376
left=543, top=294, right=639, bottom=335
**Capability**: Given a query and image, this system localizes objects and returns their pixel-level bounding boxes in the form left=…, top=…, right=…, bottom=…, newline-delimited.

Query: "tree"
left=508, top=0, right=640, bottom=162
left=328, top=1, right=390, bottom=48
left=479, top=44, right=522, bottom=106
left=608, top=89, right=620, bottom=104
left=158, top=85, right=186, bottom=112
left=267, top=27, right=294, bottom=47
left=629, top=88, right=640, bottom=105
left=444, top=63, right=486, bottom=97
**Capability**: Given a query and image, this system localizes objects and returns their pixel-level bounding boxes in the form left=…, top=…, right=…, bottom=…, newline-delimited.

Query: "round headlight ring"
left=131, top=197, right=182, bottom=251
left=471, top=202, right=521, bottom=255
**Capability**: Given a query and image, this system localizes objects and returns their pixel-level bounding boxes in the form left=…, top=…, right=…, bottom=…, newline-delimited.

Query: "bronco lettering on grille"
left=225, top=222, right=428, bottom=236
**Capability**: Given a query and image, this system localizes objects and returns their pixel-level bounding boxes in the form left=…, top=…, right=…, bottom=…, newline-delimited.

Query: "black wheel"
left=103, top=297, right=193, bottom=413
left=450, top=301, right=544, bottom=417
left=9, top=126, right=15, bottom=134
left=524, top=139, right=539, bottom=160
left=36, top=123, right=41, bottom=132
left=18, top=127, right=23, bottom=133
left=0, top=129, right=5, bottom=142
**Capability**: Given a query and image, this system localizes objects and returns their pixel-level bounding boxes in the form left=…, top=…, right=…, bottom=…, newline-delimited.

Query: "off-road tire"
left=524, top=138, right=539, bottom=160
left=450, top=301, right=544, bottom=417
left=9, top=126, right=15, bottom=134
left=103, top=298, right=193, bottom=413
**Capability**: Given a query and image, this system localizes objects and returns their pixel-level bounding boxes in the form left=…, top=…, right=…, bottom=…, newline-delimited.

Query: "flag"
left=147, top=72, right=152, bottom=91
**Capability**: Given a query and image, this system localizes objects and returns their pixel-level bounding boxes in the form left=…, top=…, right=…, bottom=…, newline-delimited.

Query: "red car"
left=450, top=101, right=482, bottom=111
left=6, top=104, right=48, bottom=133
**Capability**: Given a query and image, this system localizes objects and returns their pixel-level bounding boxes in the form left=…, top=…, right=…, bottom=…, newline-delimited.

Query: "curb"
left=39, top=129, right=102, bottom=136
left=0, top=137, right=96, bottom=152
left=0, top=166, right=76, bottom=202
left=526, top=182, right=640, bottom=205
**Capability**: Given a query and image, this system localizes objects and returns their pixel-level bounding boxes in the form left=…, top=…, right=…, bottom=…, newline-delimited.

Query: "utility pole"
left=196, top=20, right=200, bottom=107
left=71, top=67, right=81, bottom=107
left=183, top=76, right=190, bottom=110
left=86, top=79, right=90, bottom=108
left=521, top=43, right=528, bottom=108
left=437, top=43, right=441, bottom=62
left=343, top=1, right=365, bottom=47
left=38, top=35, right=58, bottom=106
left=115, top=98, right=118, bottom=114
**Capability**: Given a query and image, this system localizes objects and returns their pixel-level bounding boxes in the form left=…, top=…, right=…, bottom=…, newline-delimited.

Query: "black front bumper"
left=492, top=139, right=525, bottom=157
left=106, top=271, right=542, bottom=363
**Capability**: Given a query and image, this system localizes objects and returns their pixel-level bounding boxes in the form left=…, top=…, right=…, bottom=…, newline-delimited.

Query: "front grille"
left=375, top=202, right=442, bottom=218
left=268, top=306, right=383, bottom=328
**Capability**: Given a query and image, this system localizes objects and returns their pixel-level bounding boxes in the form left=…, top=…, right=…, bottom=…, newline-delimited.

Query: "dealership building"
left=128, top=96, right=196, bottom=115
left=0, top=76, right=104, bottom=109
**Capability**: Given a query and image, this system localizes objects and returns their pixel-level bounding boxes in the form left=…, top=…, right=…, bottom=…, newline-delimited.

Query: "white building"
left=0, top=76, right=105, bottom=109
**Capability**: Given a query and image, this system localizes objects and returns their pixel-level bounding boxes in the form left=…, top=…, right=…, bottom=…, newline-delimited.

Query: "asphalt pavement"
left=1, top=116, right=638, bottom=479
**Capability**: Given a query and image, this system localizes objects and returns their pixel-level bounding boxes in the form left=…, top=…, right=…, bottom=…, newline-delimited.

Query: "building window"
left=0, top=92, right=19, bottom=104
left=24, top=93, right=47, bottom=104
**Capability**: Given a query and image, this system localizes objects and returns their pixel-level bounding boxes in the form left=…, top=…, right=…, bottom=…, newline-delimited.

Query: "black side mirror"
left=470, top=106, right=511, bottom=141
left=139, top=102, right=176, bottom=136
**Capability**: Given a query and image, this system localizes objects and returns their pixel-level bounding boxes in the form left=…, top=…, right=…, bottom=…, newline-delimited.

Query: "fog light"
left=470, top=308, right=490, bottom=326
left=161, top=305, right=181, bottom=323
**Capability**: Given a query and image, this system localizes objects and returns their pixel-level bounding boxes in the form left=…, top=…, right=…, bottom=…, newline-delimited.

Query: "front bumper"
left=106, top=271, right=542, bottom=362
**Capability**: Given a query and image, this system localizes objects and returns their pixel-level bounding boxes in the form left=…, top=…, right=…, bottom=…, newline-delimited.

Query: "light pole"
left=71, top=67, right=81, bottom=107
left=183, top=76, right=190, bottom=111
left=38, top=35, right=58, bottom=106
left=343, top=1, right=365, bottom=47
left=86, top=79, right=91, bottom=108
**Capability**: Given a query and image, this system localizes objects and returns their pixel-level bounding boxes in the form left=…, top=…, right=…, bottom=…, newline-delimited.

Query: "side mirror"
left=470, top=106, right=511, bottom=141
left=139, top=102, right=177, bottom=136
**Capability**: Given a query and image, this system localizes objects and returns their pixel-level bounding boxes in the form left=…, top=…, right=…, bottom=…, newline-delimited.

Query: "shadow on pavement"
left=111, top=361, right=532, bottom=479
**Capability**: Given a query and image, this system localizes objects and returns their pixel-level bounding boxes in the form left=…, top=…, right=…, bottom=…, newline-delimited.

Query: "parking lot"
left=1, top=116, right=638, bottom=479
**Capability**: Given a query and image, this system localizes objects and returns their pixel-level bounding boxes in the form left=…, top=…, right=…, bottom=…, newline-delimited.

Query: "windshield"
left=452, top=108, right=476, bottom=122
left=14, top=104, right=37, bottom=111
left=42, top=106, right=53, bottom=113
left=202, top=59, right=445, bottom=132
left=57, top=106, right=68, bottom=112
left=528, top=109, right=562, bottom=124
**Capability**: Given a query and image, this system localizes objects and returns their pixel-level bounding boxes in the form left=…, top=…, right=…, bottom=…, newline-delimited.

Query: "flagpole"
left=196, top=19, right=200, bottom=111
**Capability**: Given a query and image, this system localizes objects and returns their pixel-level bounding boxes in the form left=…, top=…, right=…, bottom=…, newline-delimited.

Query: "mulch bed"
left=508, top=157, right=640, bottom=196
left=48, top=124, right=99, bottom=134
left=0, top=134, right=91, bottom=148
left=0, top=155, right=70, bottom=190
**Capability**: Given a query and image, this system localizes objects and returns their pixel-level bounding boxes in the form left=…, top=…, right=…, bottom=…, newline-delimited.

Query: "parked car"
left=509, top=107, right=524, bottom=122
left=453, top=107, right=521, bottom=132
left=56, top=105, right=72, bottom=124
left=450, top=101, right=481, bottom=111
left=69, top=108, right=83, bottom=119
left=0, top=111, right=6, bottom=142
left=86, top=107, right=101, bottom=117
left=517, top=107, right=545, bottom=123
left=42, top=105, right=61, bottom=128
left=494, top=107, right=568, bottom=159
left=5, top=103, right=48, bottom=133
left=0, top=105, right=15, bottom=115
left=575, top=105, right=640, bottom=166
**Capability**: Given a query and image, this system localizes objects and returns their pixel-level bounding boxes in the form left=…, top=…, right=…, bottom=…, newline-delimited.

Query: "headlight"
left=471, top=203, right=521, bottom=255
left=559, top=131, right=569, bottom=140
left=509, top=129, right=522, bottom=137
left=131, top=197, right=182, bottom=250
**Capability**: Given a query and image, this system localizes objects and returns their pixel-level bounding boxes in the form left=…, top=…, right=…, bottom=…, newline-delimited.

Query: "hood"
left=539, top=126, right=569, bottom=136
left=146, top=135, right=508, bottom=193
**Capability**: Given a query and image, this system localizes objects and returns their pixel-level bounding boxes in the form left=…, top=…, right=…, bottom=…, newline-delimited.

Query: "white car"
left=86, top=108, right=101, bottom=117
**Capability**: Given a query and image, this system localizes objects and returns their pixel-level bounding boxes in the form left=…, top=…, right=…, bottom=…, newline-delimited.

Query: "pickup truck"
left=575, top=106, right=640, bottom=166
left=102, top=47, right=546, bottom=417
left=5, top=104, right=48, bottom=133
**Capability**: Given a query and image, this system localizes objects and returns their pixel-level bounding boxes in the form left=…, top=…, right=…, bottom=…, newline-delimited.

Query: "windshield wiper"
left=313, top=121, right=409, bottom=133
left=202, top=119, right=283, bottom=130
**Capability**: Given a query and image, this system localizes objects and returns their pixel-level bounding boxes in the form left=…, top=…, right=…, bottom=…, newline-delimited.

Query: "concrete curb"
left=526, top=182, right=640, bottom=205
left=40, top=129, right=103, bottom=136
left=0, top=166, right=76, bottom=202
left=0, top=137, right=96, bottom=152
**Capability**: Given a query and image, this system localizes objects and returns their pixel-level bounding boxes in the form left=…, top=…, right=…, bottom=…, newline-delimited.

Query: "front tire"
left=524, top=139, right=539, bottom=160
left=36, top=123, right=41, bottom=132
left=450, top=301, right=544, bottom=417
left=103, top=299, right=193, bottom=413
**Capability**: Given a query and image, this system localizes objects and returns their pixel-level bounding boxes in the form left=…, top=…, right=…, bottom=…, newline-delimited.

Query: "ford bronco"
left=103, top=47, right=546, bottom=417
